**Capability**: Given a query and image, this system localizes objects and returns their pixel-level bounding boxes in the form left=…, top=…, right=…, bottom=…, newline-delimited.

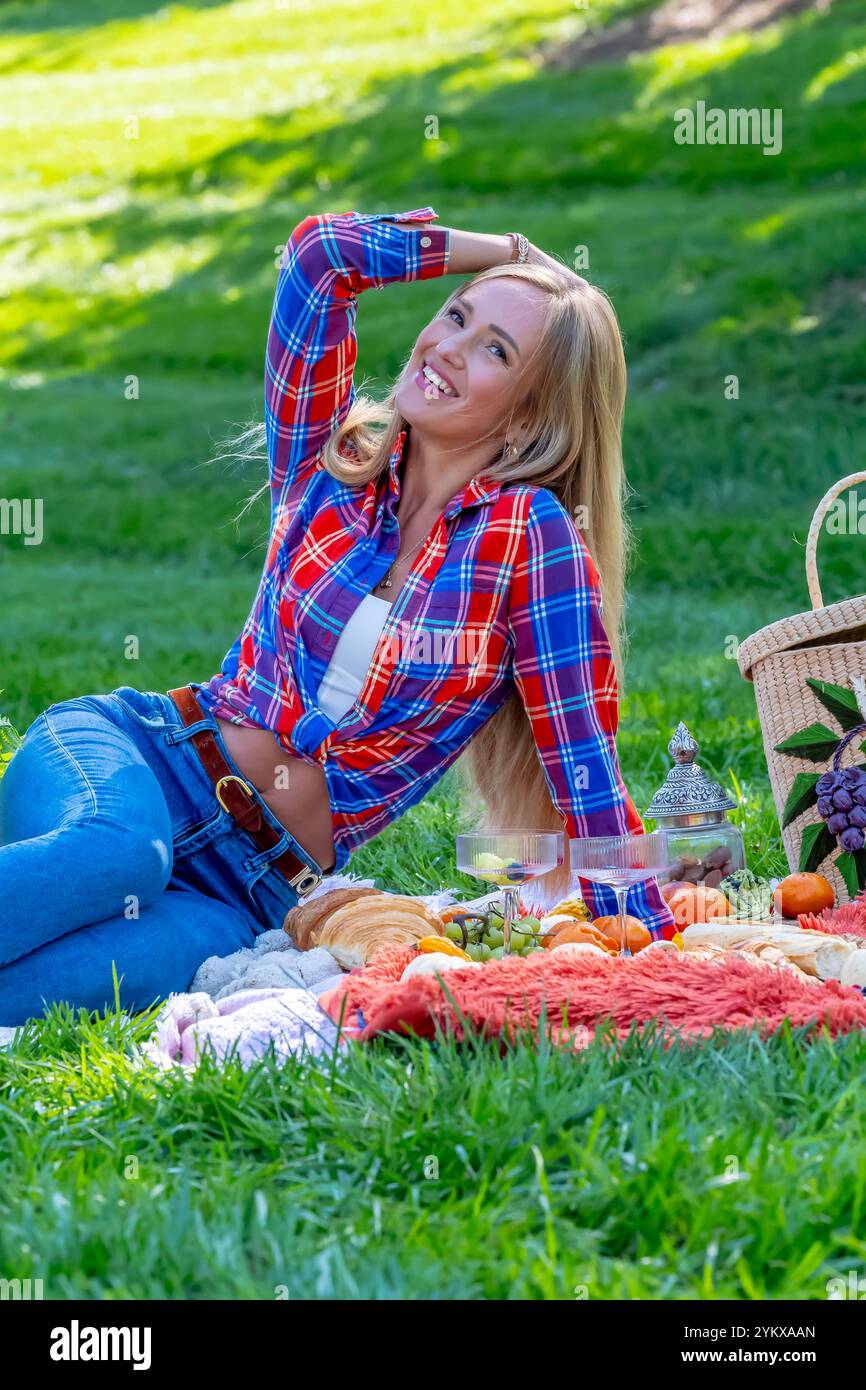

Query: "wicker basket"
left=737, top=472, right=866, bottom=902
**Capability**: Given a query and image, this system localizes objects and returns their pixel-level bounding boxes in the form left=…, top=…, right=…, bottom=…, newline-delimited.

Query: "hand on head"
left=523, top=241, right=588, bottom=289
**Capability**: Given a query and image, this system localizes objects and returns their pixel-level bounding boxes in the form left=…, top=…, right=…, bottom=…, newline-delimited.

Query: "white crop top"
left=317, top=592, right=393, bottom=722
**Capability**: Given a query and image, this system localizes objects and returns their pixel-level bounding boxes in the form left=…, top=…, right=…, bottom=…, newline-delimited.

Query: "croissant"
left=317, top=896, right=444, bottom=970
left=283, top=886, right=380, bottom=951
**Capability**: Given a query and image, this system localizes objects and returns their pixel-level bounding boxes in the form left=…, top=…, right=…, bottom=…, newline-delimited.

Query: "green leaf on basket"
left=805, top=677, right=866, bottom=732
left=797, top=820, right=836, bottom=874
left=780, top=772, right=820, bottom=829
left=858, top=849, right=866, bottom=892
left=836, top=851, right=861, bottom=901
left=773, top=723, right=842, bottom=763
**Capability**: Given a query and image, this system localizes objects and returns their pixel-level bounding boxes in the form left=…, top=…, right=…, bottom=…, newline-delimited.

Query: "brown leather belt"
left=168, top=685, right=324, bottom=898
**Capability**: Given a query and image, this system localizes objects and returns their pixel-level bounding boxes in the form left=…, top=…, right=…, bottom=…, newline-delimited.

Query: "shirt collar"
left=387, top=428, right=503, bottom=519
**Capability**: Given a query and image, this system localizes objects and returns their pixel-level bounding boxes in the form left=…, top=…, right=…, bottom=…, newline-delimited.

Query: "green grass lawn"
left=3, top=1006, right=866, bottom=1300
left=1, top=0, right=866, bottom=1298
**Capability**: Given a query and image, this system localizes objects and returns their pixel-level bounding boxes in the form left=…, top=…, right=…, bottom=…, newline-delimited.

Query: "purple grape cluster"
left=816, top=767, right=866, bottom=852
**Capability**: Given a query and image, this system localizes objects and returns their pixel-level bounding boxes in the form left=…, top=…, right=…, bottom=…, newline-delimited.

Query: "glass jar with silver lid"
left=644, top=722, right=745, bottom=889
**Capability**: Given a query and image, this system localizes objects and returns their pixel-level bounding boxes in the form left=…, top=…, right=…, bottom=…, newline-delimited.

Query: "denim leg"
left=0, top=700, right=173, bottom=961
left=0, top=885, right=259, bottom=1026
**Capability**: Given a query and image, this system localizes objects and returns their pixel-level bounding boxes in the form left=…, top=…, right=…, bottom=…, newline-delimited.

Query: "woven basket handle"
left=805, top=471, right=866, bottom=611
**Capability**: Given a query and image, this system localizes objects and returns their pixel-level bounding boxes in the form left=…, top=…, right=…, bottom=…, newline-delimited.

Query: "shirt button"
left=420, top=235, right=432, bottom=247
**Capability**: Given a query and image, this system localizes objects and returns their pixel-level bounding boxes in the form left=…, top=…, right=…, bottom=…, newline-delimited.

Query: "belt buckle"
left=289, top=865, right=321, bottom=897
left=215, top=773, right=256, bottom=814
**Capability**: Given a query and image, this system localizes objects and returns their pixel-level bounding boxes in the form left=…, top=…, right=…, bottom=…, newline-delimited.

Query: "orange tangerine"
left=592, top=915, right=653, bottom=954
left=666, top=884, right=730, bottom=928
left=772, top=872, right=835, bottom=919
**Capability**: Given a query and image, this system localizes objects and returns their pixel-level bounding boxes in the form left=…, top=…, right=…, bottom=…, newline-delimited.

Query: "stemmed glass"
left=456, top=831, right=565, bottom=956
left=569, top=832, right=672, bottom=958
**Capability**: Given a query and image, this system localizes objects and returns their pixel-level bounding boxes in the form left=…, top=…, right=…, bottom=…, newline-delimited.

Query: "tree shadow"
left=7, top=0, right=860, bottom=380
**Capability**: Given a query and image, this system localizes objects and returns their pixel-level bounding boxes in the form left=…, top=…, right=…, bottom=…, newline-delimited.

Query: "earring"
left=505, top=440, right=520, bottom=459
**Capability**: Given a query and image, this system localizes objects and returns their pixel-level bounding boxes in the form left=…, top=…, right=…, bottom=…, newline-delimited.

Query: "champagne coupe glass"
left=455, top=831, right=565, bottom=956
left=569, top=832, right=672, bottom=957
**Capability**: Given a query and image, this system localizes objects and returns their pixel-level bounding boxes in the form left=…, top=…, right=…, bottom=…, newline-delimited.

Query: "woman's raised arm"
left=265, top=207, right=452, bottom=515
left=389, top=223, right=514, bottom=276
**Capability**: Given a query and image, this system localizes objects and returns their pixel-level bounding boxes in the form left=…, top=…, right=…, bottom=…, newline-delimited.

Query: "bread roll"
left=283, top=886, right=380, bottom=950
left=841, top=949, right=866, bottom=990
left=317, top=897, right=445, bottom=969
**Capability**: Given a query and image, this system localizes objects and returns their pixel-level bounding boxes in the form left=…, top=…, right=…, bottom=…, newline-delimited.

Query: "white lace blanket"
left=135, top=875, right=459, bottom=1070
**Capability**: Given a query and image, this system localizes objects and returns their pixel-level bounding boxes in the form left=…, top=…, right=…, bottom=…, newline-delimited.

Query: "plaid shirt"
left=193, top=207, right=675, bottom=936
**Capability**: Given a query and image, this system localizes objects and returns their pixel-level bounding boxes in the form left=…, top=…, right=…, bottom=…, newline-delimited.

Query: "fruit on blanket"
left=643, top=937, right=680, bottom=955
left=660, top=880, right=690, bottom=903
left=418, top=936, right=471, bottom=961
left=543, top=922, right=619, bottom=955
left=592, top=915, right=652, bottom=954
left=539, top=912, right=580, bottom=937
left=440, top=911, right=488, bottom=949
left=665, top=884, right=729, bottom=928
left=401, top=953, right=481, bottom=982
left=549, top=941, right=611, bottom=961
left=548, top=897, right=591, bottom=922
left=772, top=872, right=835, bottom=919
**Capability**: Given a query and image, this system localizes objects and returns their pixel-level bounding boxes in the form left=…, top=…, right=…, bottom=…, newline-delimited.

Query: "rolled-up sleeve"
left=507, top=488, right=676, bottom=938
left=266, top=207, right=450, bottom=513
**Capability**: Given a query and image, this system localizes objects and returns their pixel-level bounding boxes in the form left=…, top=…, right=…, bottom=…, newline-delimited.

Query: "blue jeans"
left=0, top=687, right=331, bottom=1026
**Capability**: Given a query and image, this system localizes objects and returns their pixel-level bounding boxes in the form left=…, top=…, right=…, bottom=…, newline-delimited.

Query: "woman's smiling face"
left=395, top=278, right=549, bottom=450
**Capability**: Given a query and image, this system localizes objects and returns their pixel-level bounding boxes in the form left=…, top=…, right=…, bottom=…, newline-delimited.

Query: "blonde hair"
left=214, top=262, right=635, bottom=907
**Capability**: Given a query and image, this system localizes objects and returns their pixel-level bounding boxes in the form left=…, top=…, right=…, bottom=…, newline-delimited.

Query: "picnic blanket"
left=137, top=984, right=343, bottom=1069
left=7, top=877, right=865, bottom=1066
left=318, top=941, right=866, bottom=1047
left=136, top=876, right=458, bottom=1070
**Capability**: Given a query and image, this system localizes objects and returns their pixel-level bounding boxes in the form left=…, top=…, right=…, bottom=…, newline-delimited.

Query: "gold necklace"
left=375, top=534, right=427, bottom=591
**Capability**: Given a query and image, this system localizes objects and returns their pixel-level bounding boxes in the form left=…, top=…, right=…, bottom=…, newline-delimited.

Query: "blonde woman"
left=0, top=205, right=674, bottom=1025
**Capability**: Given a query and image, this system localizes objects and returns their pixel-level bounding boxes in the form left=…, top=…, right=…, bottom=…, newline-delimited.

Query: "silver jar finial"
left=645, top=721, right=736, bottom=826
left=669, top=721, right=699, bottom=764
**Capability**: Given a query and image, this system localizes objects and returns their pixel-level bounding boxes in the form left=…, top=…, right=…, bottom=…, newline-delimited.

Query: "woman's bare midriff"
left=212, top=565, right=410, bottom=874
left=216, top=718, right=337, bottom=873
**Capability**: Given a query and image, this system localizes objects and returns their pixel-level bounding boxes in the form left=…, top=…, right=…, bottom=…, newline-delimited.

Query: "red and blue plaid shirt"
left=193, top=206, right=675, bottom=936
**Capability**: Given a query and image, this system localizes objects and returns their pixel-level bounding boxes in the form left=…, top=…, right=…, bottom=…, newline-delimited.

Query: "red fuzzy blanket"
left=318, top=944, right=866, bottom=1048
left=798, top=886, right=866, bottom=938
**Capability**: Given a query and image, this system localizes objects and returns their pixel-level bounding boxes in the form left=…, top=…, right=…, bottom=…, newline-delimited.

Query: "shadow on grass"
left=7, top=0, right=865, bottom=372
